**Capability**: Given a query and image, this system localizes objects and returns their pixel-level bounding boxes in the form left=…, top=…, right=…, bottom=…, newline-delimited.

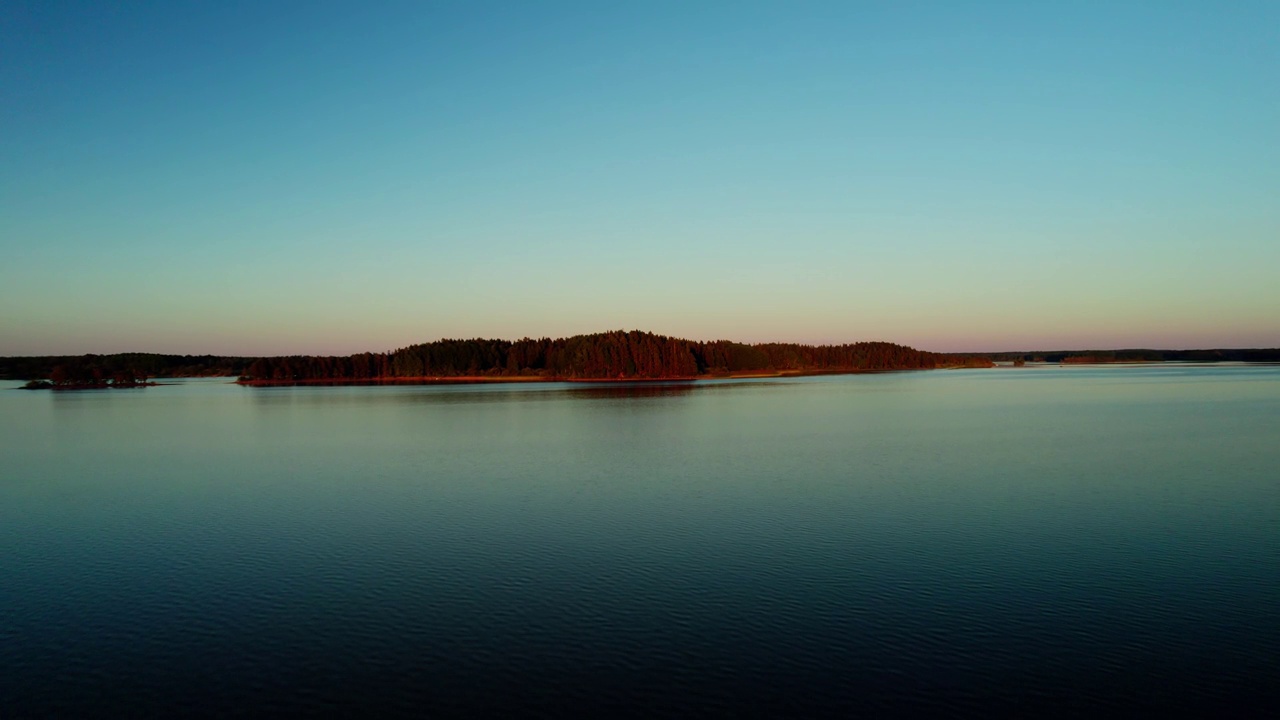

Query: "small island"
left=21, top=366, right=156, bottom=390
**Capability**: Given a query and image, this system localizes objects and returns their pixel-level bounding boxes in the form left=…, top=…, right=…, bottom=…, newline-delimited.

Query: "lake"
left=2, top=365, right=1278, bottom=716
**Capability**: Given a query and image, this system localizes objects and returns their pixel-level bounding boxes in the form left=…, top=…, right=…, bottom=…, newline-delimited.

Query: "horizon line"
left=2, top=327, right=1278, bottom=360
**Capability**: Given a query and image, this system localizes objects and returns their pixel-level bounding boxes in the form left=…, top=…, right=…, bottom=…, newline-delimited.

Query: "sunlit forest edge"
left=3, top=330, right=1278, bottom=387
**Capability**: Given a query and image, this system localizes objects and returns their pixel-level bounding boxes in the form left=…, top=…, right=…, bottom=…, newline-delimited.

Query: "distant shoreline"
left=231, top=367, right=929, bottom=388
left=5, top=329, right=1277, bottom=385
left=229, top=360, right=1280, bottom=387
left=18, top=380, right=160, bottom=391
left=12, top=356, right=1280, bottom=389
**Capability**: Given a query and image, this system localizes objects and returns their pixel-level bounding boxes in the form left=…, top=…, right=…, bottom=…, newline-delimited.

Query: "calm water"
left=2, top=366, right=1278, bottom=716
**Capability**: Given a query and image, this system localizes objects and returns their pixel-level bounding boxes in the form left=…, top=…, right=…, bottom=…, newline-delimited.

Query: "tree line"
left=982, top=349, right=1280, bottom=363
left=21, top=366, right=154, bottom=389
left=9, top=333, right=1275, bottom=384
left=1, top=353, right=251, bottom=382
left=237, top=330, right=974, bottom=382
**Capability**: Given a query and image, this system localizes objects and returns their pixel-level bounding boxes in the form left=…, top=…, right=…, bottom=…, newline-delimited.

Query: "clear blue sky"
left=2, top=1, right=1277, bottom=355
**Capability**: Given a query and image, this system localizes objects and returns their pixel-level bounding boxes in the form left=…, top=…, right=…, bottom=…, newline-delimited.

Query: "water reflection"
left=239, top=378, right=794, bottom=407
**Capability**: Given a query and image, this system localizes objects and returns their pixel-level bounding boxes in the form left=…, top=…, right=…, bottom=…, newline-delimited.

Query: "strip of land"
left=4, top=329, right=1278, bottom=388
left=230, top=368, right=919, bottom=387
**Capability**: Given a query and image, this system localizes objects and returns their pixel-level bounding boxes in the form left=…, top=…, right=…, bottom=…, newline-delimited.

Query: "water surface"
left=2, top=366, right=1278, bottom=716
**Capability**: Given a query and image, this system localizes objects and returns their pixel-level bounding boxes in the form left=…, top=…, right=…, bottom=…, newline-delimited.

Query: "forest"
left=985, top=349, right=1280, bottom=363
left=6, top=332, right=1278, bottom=385
left=236, top=330, right=983, bottom=383
left=1, top=353, right=250, bottom=383
left=0, top=331, right=983, bottom=384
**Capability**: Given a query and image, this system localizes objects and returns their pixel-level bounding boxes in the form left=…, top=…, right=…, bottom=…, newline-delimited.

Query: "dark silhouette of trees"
left=49, top=365, right=70, bottom=385
left=9, top=336, right=1276, bottom=386
left=232, top=330, right=951, bottom=383
left=30, top=362, right=150, bottom=388
left=975, top=348, right=1280, bottom=364
left=2, top=354, right=246, bottom=384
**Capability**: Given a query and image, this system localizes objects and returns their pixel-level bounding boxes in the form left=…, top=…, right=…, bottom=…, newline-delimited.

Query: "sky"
left=2, top=1, right=1277, bottom=355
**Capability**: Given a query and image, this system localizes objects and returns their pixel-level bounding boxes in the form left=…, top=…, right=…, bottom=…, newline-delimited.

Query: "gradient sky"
left=2, top=1, right=1277, bottom=355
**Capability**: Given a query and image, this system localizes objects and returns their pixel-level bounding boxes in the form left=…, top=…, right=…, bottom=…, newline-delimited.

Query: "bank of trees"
left=0, top=353, right=250, bottom=382
left=37, top=330, right=1265, bottom=384
left=982, top=349, right=1280, bottom=363
left=236, top=330, right=954, bottom=382
left=47, top=366, right=150, bottom=388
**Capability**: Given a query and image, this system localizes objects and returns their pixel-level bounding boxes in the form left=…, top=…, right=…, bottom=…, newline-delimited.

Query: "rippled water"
left=2, top=365, right=1278, bottom=716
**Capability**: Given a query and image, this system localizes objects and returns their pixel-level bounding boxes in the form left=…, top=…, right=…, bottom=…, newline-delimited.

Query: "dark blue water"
left=3, top=365, right=1278, bottom=716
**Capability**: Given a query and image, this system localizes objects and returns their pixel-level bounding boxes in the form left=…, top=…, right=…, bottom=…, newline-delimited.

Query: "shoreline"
left=232, top=367, right=937, bottom=388
left=19, top=381, right=160, bottom=391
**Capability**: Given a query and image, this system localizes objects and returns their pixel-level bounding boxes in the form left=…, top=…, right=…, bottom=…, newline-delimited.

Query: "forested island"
left=2, top=353, right=251, bottom=384
left=4, top=331, right=1278, bottom=388
left=231, top=331, right=992, bottom=384
left=4, top=331, right=989, bottom=387
left=20, top=367, right=157, bottom=390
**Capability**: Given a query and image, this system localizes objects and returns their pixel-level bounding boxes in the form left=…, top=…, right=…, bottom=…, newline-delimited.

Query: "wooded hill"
left=238, top=330, right=977, bottom=381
